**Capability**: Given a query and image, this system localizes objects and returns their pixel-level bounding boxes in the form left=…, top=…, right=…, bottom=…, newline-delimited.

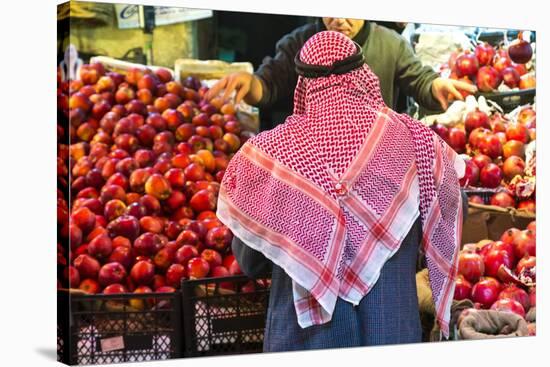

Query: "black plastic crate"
left=57, top=289, right=183, bottom=365
left=480, top=88, right=536, bottom=113
left=181, top=275, right=271, bottom=357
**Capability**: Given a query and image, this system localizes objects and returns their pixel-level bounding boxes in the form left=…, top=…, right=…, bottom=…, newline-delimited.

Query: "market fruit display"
left=430, top=103, right=536, bottom=211
left=444, top=34, right=535, bottom=94
left=57, top=62, right=263, bottom=296
left=455, top=222, right=536, bottom=326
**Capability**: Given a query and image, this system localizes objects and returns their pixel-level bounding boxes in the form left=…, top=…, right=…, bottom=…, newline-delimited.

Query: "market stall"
left=57, top=7, right=536, bottom=365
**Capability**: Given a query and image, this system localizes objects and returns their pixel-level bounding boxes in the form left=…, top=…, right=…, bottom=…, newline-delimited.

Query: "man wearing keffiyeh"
left=217, top=31, right=467, bottom=352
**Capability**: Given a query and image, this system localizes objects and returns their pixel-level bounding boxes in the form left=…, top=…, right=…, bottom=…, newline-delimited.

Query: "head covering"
left=217, top=31, right=465, bottom=338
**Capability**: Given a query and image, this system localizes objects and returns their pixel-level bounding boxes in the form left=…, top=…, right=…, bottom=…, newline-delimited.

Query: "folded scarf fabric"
left=218, top=31, right=465, bottom=337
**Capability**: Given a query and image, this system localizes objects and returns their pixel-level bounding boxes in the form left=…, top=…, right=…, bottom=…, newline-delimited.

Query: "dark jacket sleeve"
left=254, top=23, right=318, bottom=108
left=231, top=236, right=273, bottom=278
left=394, top=38, right=442, bottom=112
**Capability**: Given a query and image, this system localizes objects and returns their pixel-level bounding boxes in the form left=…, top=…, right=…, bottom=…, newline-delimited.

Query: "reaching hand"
left=431, top=77, right=478, bottom=110
left=205, top=72, right=263, bottom=105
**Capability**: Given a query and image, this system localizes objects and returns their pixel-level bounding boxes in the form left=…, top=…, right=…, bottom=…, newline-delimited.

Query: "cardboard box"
left=462, top=203, right=535, bottom=245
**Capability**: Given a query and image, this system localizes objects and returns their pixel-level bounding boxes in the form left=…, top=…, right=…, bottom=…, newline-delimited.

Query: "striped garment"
left=217, top=31, right=464, bottom=338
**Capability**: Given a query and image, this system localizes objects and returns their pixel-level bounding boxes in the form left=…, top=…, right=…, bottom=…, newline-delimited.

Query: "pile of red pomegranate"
left=431, top=103, right=535, bottom=212
left=57, top=62, right=259, bottom=296
left=445, top=33, right=535, bottom=95
left=455, top=221, right=536, bottom=328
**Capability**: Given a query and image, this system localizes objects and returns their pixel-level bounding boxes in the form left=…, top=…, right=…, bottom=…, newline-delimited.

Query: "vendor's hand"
left=205, top=71, right=263, bottom=105
left=431, top=77, right=478, bottom=110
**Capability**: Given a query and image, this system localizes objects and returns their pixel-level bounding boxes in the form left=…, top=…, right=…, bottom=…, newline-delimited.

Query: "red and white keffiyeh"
left=217, top=31, right=465, bottom=337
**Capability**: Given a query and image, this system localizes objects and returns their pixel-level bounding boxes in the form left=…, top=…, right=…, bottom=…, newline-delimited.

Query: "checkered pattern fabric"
left=217, top=31, right=464, bottom=338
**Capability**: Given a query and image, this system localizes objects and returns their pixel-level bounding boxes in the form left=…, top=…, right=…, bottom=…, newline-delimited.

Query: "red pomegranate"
left=478, top=134, right=502, bottom=159
left=492, top=54, right=512, bottom=74
left=501, top=67, right=521, bottom=88
left=447, top=128, right=466, bottom=153
left=489, top=241, right=516, bottom=265
left=508, top=33, right=533, bottom=64
left=458, top=251, right=485, bottom=283
left=489, top=192, right=515, bottom=209
left=474, top=42, right=496, bottom=66
left=513, top=230, right=536, bottom=258
left=464, top=110, right=490, bottom=134
left=518, top=199, right=535, bottom=213
left=498, top=284, right=530, bottom=312
left=455, top=51, right=479, bottom=77
left=430, top=123, right=449, bottom=141
left=502, top=156, right=525, bottom=180
left=506, top=123, right=530, bottom=144
left=471, top=154, right=492, bottom=170
left=476, top=66, right=502, bottom=92
left=471, top=277, right=501, bottom=308
left=468, top=128, right=491, bottom=149
left=516, top=255, right=536, bottom=278
left=454, top=275, right=473, bottom=301
left=459, top=159, right=479, bottom=187
left=468, top=195, right=484, bottom=205
left=484, top=249, right=514, bottom=278
left=479, top=163, right=502, bottom=188
left=490, top=298, right=525, bottom=318
left=500, top=228, right=520, bottom=246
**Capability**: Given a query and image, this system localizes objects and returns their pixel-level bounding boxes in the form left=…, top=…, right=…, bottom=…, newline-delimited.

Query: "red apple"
left=153, top=247, right=176, bottom=271
left=156, top=286, right=176, bottom=293
left=79, top=278, right=101, bottom=294
left=145, top=174, right=172, bottom=200
left=229, top=259, right=242, bottom=275
left=88, top=234, right=113, bottom=259
left=130, top=260, right=155, bottom=285
left=189, top=189, right=217, bottom=212
left=222, top=133, right=241, bottom=153
left=107, top=215, right=140, bottom=240
left=201, top=249, right=223, bottom=269
left=187, top=257, right=210, bottom=279
left=166, top=264, right=187, bottom=288
left=134, top=232, right=162, bottom=257
left=72, top=207, right=96, bottom=233
left=108, top=245, right=134, bottom=269
left=66, top=266, right=81, bottom=288
left=74, top=254, right=101, bottom=279
left=98, top=262, right=127, bottom=286
left=103, top=199, right=127, bottom=222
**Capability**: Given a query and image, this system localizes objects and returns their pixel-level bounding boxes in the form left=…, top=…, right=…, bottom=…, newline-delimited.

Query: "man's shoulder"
left=280, top=22, right=320, bottom=45
left=370, top=22, right=408, bottom=47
